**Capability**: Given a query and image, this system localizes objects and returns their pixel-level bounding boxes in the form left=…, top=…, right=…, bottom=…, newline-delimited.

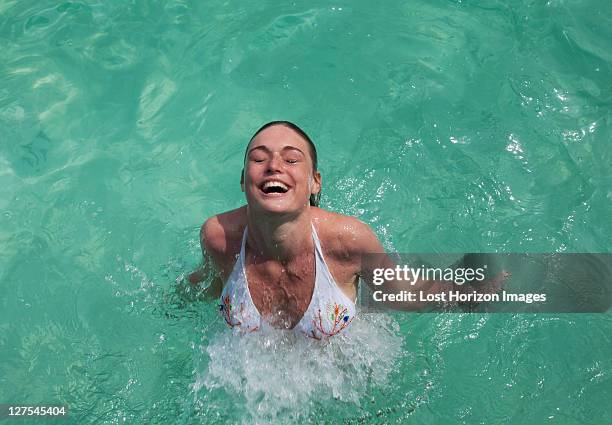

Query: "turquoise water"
left=1, top=0, right=611, bottom=423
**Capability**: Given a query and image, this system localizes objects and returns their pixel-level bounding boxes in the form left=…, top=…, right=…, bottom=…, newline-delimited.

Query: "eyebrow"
left=247, top=145, right=306, bottom=156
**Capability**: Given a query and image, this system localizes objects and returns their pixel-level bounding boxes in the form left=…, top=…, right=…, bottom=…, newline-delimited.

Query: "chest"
left=245, top=252, right=316, bottom=329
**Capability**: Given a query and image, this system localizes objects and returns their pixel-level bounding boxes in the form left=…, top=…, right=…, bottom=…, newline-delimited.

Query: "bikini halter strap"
left=239, top=226, right=248, bottom=264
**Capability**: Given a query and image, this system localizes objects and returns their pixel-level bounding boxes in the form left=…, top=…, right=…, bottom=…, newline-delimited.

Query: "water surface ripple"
left=1, top=0, right=611, bottom=423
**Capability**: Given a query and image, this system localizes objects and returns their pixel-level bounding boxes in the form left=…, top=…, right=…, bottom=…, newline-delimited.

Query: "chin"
left=248, top=194, right=304, bottom=215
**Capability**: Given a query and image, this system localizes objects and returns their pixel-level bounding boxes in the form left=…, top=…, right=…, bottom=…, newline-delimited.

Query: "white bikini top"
left=219, top=224, right=356, bottom=339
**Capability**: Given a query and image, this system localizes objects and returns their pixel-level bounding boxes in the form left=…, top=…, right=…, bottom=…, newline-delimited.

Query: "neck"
left=245, top=207, right=313, bottom=262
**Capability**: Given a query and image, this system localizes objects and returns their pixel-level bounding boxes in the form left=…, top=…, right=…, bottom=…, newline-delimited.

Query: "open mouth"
left=260, top=180, right=290, bottom=195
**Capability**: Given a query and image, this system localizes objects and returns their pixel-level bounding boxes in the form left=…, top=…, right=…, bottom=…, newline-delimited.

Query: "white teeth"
left=262, top=181, right=288, bottom=191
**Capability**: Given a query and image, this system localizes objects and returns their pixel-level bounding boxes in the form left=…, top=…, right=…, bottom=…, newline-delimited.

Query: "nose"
left=266, top=152, right=283, bottom=173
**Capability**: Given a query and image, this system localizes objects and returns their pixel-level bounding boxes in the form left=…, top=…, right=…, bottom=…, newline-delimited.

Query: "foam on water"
left=192, top=314, right=403, bottom=424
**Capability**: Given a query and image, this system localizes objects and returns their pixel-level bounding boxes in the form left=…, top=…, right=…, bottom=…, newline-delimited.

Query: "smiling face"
left=242, top=124, right=321, bottom=215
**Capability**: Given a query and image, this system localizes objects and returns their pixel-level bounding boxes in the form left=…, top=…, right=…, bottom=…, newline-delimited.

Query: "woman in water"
left=188, top=121, right=505, bottom=339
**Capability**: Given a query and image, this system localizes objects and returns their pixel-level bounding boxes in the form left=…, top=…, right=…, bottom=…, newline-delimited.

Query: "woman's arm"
left=180, top=218, right=225, bottom=300
left=350, top=219, right=508, bottom=311
left=187, top=254, right=223, bottom=299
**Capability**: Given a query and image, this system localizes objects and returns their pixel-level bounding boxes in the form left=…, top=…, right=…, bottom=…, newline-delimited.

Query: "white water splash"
left=192, top=313, right=403, bottom=424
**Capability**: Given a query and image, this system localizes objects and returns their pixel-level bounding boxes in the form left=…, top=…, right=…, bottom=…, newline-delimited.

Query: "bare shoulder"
left=201, top=206, right=247, bottom=258
left=311, top=208, right=384, bottom=259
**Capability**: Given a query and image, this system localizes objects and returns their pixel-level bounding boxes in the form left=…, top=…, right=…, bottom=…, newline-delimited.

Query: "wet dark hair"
left=241, top=120, right=321, bottom=207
